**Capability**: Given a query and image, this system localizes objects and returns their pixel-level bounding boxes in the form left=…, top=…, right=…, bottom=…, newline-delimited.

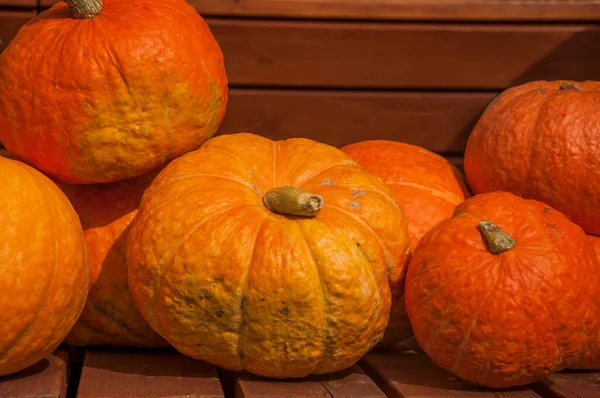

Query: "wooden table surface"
left=1, top=343, right=599, bottom=398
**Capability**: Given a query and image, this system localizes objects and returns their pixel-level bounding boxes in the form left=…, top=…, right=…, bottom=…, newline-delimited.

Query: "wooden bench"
left=1, top=344, right=599, bottom=397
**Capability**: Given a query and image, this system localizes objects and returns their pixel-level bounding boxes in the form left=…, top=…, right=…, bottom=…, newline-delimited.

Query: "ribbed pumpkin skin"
left=127, top=133, right=410, bottom=378
left=405, top=191, right=600, bottom=388
left=0, top=0, right=228, bottom=184
left=464, top=80, right=600, bottom=235
left=0, top=156, right=89, bottom=376
left=342, top=140, right=471, bottom=346
left=568, top=235, right=600, bottom=370
left=59, top=172, right=168, bottom=348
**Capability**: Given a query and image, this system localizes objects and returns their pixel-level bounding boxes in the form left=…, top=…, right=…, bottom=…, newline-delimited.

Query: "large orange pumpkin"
left=464, top=80, right=600, bottom=235
left=405, top=191, right=600, bottom=388
left=569, top=235, right=600, bottom=370
left=0, top=0, right=227, bottom=184
left=342, top=140, right=471, bottom=346
left=59, top=172, right=168, bottom=347
left=0, top=154, right=89, bottom=376
left=126, top=132, right=411, bottom=378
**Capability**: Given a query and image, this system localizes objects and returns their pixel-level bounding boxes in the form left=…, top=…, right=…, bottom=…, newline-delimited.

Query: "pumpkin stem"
left=263, top=186, right=324, bottom=217
left=559, top=82, right=582, bottom=91
left=65, top=0, right=103, bottom=19
left=479, top=221, right=516, bottom=254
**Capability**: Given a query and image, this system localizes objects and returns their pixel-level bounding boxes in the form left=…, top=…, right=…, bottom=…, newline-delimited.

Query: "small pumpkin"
left=405, top=191, right=600, bottom=388
left=59, top=171, right=168, bottom=347
left=568, top=234, right=600, bottom=370
left=0, top=0, right=227, bottom=184
left=0, top=154, right=89, bottom=376
left=342, top=140, right=471, bottom=346
left=464, top=80, right=600, bottom=235
left=126, top=132, right=411, bottom=378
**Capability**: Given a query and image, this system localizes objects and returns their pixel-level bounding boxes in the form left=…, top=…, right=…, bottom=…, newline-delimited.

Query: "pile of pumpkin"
left=1, top=0, right=600, bottom=390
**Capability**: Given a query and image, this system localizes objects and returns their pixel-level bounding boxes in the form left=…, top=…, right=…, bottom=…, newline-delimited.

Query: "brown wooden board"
left=233, top=364, right=386, bottom=398
left=0, top=348, right=69, bottom=398
left=531, top=370, right=600, bottom=398
left=0, top=0, right=35, bottom=8
left=76, top=349, right=224, bottom=398
left=189, top=0, right=600, bottom=21
left=217, top=89, right=494, bottom=152
left=0, top=11, right=35, bottom=53
left=208, top=19, right=600, bottom=90
left=360, top=349, right=542, bottom=397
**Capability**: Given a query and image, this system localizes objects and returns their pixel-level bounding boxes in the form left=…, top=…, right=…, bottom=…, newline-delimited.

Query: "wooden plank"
left=234, top=364, right=386, bottom=397
left=531, top=371, right=600, bottom=398
left=0, top=11, right=35, bottom=53
left=217, top=88, right=494, bottom=152
left=190, top=0, right=600, bottom=21
left=76, top=349, right=224, bottom=398
left=0, top=0, right=35, bottom=8
left=208, top=19, right=600, bottom=89
left=0, top=348, right=70, bottom=398
left=360, top=350, right=543, bottom=397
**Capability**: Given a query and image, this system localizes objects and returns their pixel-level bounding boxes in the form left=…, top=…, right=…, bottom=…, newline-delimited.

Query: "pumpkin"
left=342, top=140, right=471, bottom=346
left=0, top=0, right=228, bottom=184
left=405, top=191, right=600, bottom=388
left=126, top=132, right=411, bottom=378
left=59, top=171, right=168, bottom=348
left=464, top=80, right=600, bottom=235
left=568, top=235, right=600, bottom=370
left=0, top=154, right=89, bottom=376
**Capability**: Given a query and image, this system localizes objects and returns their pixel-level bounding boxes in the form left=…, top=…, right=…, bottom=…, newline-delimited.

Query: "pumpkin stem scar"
left=263, top=186, right=324, bottom=217
left=559, top=82, right=583, bottom=92
left=65, top=0, right=103, bottom=19
left=478, top=221, right=516, bottom=254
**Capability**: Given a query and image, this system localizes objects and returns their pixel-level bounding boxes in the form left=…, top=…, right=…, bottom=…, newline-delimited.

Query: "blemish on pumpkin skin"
left=280, top=307, right=290, bottom=317
left=320, top=179, right=336, bottom=186
left=352, top=189, right=366, bottom=197
left=349, top=200, right=361, bottom=209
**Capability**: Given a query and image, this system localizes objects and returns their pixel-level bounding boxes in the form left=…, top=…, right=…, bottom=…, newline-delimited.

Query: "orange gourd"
left=0, top=155, right=89, bottom=376
left=0, top=0, right=227, bottom=184
left=569, top=235, right=600, bottom=370
left=126, top=132, right=411, bottom=378
left=464, top=80, right=600, bottom=235
left=59, top=172, right=168, bottom=347
left=342, top=140, right=471, bottom=345
left=405, top=191, right=600, bottom=388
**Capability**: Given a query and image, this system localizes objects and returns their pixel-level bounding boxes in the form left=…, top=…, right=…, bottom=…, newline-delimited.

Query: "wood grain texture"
left=208, top=19, right=600, bottom=89
left=531, top=371, right=600, bottom=398
left=360, top=349, right=543, bottom=397
left=0, top=11, right=35, bottom=53
left=190, top=0, right=600, bottom=21
left=0, top=349, right=69, bottom=398
left=216, top=89, right=495, bottom=152
left=235, top=365, right=386, bottom=398
left=0, top=0, right=35, bottom=7
left=77, top=349, right=224, bottom=398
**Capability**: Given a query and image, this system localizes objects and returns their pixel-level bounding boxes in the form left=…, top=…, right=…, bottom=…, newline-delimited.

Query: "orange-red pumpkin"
left=0, top=154, right=89, bottom=376
left=464, top=80, right=600, bottom=235
left=126, top=132, right=411, bottom=378
left=59, top=172, right=168, bottom=347
left=569, top=235, right=600, bottom=370
left=342, top=140, right=471, bottom=346
left=0, top=0, right=227, bottom=184
left=405, top=191, right=600, bottom=388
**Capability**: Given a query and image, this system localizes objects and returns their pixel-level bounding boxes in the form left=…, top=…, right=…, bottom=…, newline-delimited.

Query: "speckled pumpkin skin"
left=59, top=172, right=168, bottom=348
left=0, top=0, right=228, bottom=184
left=126, top=132, right=411, bottom=378
left=0, top=155, right=89, bottom=376
left=405, top=191, right=600, bottom=388
left=568, top=235, right=600, bottom=370
left=464, top=80, right=600, bottom=235
left=342, top=140, right=471, bottom=347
